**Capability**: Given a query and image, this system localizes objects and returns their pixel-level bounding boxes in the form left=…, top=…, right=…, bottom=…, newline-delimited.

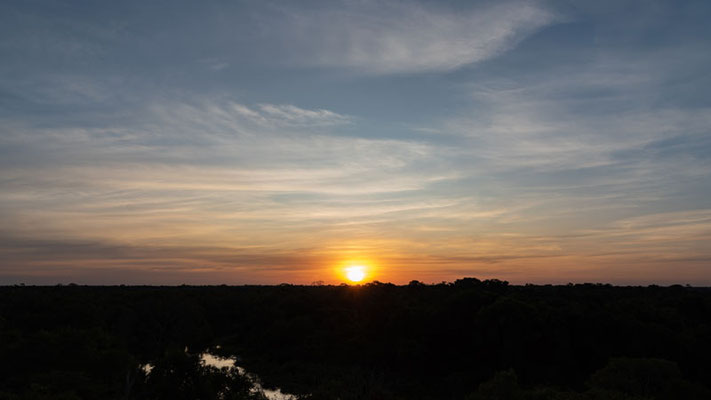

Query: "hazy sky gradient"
left=1, top=0, right=710, bottom=284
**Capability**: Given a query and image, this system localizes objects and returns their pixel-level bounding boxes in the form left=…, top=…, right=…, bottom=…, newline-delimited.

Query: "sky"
left=1, top=0, right=711, bottom=285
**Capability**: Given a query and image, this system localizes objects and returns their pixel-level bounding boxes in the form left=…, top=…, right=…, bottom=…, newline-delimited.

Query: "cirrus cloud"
left=272, top=0, right=557, bottom=74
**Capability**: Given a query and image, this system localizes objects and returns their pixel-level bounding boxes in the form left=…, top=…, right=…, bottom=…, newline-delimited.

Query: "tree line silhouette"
left=1, top=279, right=710, bottom=399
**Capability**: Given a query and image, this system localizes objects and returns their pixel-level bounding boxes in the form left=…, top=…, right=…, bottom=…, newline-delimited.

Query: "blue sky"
left=1, top=0, right=710, bottom=284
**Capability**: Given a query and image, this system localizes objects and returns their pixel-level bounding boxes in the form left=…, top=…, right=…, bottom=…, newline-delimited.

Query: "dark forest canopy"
left=2, top=280, right=711, bottom=399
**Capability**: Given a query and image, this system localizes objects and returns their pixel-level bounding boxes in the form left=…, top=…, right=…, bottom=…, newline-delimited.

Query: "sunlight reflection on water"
left=200, top=352, right=299, bottom=400
left=141, top=350, right=299, bottom=400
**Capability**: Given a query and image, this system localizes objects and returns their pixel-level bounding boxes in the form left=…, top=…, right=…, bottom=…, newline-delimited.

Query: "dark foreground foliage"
left=1, top=280, right=711, bottom=399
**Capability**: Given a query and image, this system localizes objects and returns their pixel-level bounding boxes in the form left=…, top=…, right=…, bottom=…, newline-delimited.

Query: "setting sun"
left=336, top=258, right=377, bottom=284
left=345, top=266, right=366, bottom=283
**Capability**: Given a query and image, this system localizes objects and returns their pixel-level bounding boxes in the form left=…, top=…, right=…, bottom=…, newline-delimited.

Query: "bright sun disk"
left=345, top=266, right=366, bottom=282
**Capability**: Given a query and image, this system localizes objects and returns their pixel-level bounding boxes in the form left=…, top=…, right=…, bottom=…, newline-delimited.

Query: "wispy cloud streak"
left=271, top=0, right=556, bottom=74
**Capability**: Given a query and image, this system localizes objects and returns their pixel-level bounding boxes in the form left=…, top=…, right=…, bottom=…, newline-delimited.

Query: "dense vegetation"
left=1, top=279, right=711, bottom=399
